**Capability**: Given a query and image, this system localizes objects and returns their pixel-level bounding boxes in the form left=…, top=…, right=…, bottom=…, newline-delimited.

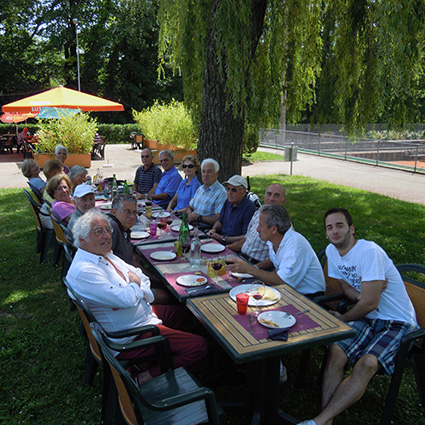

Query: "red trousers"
left=116, top=305, right=207, bottom=377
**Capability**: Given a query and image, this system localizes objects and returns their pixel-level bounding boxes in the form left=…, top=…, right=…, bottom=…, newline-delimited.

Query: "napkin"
left=268, top=328, right=289, bottom=341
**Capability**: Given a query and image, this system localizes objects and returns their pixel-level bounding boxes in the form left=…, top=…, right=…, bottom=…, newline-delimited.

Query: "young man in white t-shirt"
left=298, top=208, right=417, bottom=425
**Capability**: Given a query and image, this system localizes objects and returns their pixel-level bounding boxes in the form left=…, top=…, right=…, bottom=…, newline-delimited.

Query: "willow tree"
left=158, top=0, right=425, bottom=178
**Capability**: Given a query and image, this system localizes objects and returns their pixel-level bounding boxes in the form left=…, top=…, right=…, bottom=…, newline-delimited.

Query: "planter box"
left=144, top=139, right=158, bottom=150
left=34, top=153, right=91, bottom=168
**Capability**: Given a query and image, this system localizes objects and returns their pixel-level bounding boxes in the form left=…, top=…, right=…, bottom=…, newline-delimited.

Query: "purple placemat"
left=233, top=305, right=321, bottom=340
left=140, top=246, right=188, bottom=265
left=199, top=241, right=234, bottom=259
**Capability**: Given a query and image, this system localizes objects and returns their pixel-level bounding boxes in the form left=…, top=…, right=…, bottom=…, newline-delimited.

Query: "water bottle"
left=111, top=174, right=118, bottom=200
left=190, top=226, right=201, bottom=267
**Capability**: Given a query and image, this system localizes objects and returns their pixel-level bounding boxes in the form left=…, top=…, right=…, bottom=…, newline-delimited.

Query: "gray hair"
left=259, top=204, right=291, bottom=235
left=72, top=208, right=111, bottom=248
left=21, top=159, right=37, bottom=178
left=69, top=165, right=87, bottom=180
left=111, top=193, right=137, bottom=211
left=141, top=148, right=153, bottom=157
left=201, top=158, right=220, bottom=172
left=55, top=145, right=68, bottom=155
left=159, top=150, right=173, bottom=159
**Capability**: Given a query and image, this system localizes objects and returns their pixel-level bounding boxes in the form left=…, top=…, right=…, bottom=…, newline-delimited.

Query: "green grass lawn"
left=1, top=177, right=424, bottom=424
left=243, top=151, right=285, bottom=162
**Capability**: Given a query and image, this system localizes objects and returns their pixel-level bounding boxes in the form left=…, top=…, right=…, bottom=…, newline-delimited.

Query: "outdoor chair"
left=63, top=278, right=171, bottom=424
left=23, top=189, right=54, bottom=263
left=92, top=136, right=108, bottom=160
left=21, top=139, right=34, bottom=158
left=50, top=211, right=74, bottom=276
left=27, top=181, right=46, bottom=206
left=90, top=321, right=224, bottom=425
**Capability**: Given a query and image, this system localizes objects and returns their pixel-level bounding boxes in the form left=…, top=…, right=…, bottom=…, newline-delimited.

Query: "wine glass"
left=156, top=215, right=166, bottom=239
left=249, top=280, right=265, bottom=316
left=211, top=257, right=223, bottom=278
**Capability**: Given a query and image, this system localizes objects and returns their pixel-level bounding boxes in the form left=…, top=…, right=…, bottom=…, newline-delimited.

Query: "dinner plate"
left=130, top=231, right=150, bottom=239
left=150, top=251, right=177, bottom=261
left=152, top=211, right=171, bottom=218
left=171, top=224, right=194, bottom=232
left=231, top=271, right=254, bottom=279
left=257, top=311, right=296, bottom=329
left=229, top=284, right=281, bottom=306
left=201, top=243, right=225, bottom=253
left=176, top=275, right=208, bottom=287
left=99, top=203, right=112, bottom=210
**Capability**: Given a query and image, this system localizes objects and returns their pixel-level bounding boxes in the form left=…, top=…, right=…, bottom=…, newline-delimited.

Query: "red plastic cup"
left=236, top=293, right=249, bottom=315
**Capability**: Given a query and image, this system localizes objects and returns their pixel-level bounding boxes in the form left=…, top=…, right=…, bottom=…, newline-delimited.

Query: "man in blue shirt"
left=151, top=150, right=182, bottom=207
left=207, top=175, right=256, bottom=245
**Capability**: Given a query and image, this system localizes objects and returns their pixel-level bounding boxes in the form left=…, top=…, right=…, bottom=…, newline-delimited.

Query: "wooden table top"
left=187, top=284, right=355, bottom=364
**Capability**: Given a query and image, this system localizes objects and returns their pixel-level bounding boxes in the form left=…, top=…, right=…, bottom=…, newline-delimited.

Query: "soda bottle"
left=190, top=226, right=201, bottom=267
left=179, top=212, right=190, bottom=255
left=111, top=174, right=118, bottom=200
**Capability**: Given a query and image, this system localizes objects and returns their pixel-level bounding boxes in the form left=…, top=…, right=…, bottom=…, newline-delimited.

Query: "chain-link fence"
left=259, top=128, right=425, bottom=173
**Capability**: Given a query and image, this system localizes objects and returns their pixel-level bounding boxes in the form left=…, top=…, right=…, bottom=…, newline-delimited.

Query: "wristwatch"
left=221, top=236, right=226, bottom=245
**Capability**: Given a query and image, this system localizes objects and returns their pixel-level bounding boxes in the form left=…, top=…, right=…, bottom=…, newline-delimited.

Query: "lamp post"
left=72, top=18, right=81, bottom=91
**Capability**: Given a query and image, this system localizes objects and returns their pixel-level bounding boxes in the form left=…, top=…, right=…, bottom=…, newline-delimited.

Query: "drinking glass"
left=249, top=280, right=265, bottom=316
left=211, top=257, right=223, bottom=278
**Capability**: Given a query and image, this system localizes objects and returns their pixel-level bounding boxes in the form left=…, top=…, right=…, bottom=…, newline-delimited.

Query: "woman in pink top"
left=46, top=173, right=76, bottom=226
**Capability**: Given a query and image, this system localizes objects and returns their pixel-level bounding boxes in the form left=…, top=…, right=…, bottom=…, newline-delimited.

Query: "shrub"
left=36, top=113, right=98, bottom=154
left=132, top=100, right=197, bottom=149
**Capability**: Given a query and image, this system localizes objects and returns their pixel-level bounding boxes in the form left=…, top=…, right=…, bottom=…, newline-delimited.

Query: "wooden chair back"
left=50, top=213, right=68, bottom=244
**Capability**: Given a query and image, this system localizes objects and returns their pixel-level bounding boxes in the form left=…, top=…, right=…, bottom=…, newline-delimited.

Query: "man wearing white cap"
left=207, top=175, right=256, bottom=245
left=68, top=184, right=96, bottom=235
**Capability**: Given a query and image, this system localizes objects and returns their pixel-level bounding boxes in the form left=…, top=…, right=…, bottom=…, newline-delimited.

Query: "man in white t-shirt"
left=298, top=208, right=418, bottom=425
left=227, top=204, right=325, bottom=298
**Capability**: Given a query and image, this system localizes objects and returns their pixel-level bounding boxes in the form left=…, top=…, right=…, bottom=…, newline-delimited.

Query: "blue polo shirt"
left=219, top=195, right=256, bottom=237
left=175, top=177, right=201, bottom=210
left=153, top=166, right=182, bottom=207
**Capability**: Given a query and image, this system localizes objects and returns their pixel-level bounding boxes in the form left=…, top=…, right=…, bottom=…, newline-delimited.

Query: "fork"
left=249, top=315, right=254, bottom=334
left=283, top=309, right=310, bottom=318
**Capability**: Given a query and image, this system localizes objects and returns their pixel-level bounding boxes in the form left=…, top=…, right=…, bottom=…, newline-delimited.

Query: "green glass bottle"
left=179, top=212, right=190, bottom=254
left=123, top=180, right=130, bottom=194
left=111, top=174, right=118, bottom=200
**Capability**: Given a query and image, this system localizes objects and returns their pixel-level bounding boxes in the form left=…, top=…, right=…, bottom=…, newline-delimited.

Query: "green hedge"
left=0, top=123, right=142, bottom=144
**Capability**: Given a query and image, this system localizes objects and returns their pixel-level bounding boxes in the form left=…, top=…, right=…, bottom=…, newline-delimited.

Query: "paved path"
left=2, top=144, right=424, bottom=205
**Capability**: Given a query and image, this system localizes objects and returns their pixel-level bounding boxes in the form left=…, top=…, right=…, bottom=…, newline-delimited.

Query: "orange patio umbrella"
left=2, top=86, right=124, bottom=114
left=0, top=112, right=37, bottom=123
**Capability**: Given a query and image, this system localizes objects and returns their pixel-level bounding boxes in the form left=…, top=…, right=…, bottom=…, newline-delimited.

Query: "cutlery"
left=283, top=309, right=309, bottom=318
left=187, top=284, right=214, bottom=295
left=249, top=315, right=254, bottom=334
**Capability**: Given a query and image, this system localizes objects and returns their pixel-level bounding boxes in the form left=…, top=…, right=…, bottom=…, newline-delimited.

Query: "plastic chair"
left=50, top=211, right=74, bottom=277
left=27, top=181, right=46, bottom=206
left=22, top=189, right=54, bottom=263
left=63, top=278, right=170, bottom=424
left=379, top=263, right=425, bottom=424
left=90, top=321, right=224, bottom=425
left=92, top=137, right=108, bottom=159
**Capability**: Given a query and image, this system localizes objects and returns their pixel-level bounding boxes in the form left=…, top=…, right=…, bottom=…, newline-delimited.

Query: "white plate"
left=176, top=275, right=208, bottom=287
left=152, top=211, right=171, bottom=218
left=231, top=272, right=254, bottom=279
left=150, top=251, right=177, bottom=261
left=131, top=231, right=150, bottom=239
left=171, top=224, right=194, bottom=232
left=258, top=311, right=296, bottom=329
left=99, top=203, right=112, bottom=210
left=229, top=284, right=281, bottom=306
left=201, top=243, right=225, bottom=253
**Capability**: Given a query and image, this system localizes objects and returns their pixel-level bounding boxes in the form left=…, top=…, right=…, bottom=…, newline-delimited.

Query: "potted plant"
left=132, top=100, right=197, bottom=161
left=34, top=112, right=98, bottom=168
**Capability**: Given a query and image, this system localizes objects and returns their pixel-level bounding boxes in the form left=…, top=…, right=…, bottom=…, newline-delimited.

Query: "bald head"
left=264, top=183, right=286, bottom=205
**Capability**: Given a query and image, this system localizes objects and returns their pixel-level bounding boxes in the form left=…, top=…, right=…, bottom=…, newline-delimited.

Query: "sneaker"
left=298, top=420, right=317, bottom=425
left=279, top=361, right=287, bottom=384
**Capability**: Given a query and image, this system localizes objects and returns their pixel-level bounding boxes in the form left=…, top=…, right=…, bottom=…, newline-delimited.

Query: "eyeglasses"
left=91, top=227, right=113, bottom=236
left=182, top=164, right=195, bottom=169
left=159, top=158, right=170, bottom=163
left=226, top=186, right=243, bottom=193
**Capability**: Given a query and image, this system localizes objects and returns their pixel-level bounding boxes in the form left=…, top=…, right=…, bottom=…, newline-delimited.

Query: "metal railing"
left=259, top=129, right=425, bottom=173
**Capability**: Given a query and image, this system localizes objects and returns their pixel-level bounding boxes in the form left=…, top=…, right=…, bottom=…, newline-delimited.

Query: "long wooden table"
left=187, top=284, right=356, bottom=424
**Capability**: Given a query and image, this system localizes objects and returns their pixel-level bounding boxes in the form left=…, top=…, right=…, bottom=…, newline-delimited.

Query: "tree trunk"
left=197, top=0, right=267, bottom=181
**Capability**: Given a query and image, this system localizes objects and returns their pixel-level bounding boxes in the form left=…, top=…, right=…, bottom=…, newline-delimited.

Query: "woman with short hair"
left=69, top=165, right=88, bottom=192
left=46, top=173, right=76, bottom=225
left=21, top=159, right=46, bottom=193
left=166, top=155, right=201, bottom=214
left=55, top=145, right=70, bottom=174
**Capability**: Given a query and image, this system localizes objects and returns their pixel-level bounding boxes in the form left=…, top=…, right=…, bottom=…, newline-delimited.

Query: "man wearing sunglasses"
left=133, top=148, right=162, bottom=199
left=207, top=175, right=256, bottom=245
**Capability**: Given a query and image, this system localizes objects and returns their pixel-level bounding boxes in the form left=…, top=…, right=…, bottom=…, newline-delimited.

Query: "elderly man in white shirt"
left=66, top=209, right=207, bottom=383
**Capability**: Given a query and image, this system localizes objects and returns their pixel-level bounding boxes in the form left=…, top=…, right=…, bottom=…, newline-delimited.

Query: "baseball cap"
left=73, top=184, right=95, bottom=198
left=223, top=175, right=248, bottom=189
